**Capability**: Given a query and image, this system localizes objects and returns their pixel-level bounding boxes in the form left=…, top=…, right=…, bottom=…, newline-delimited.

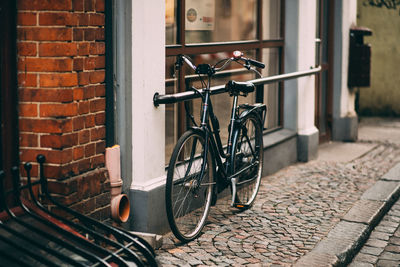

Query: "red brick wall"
left=17, top=0, right=110, bottom=220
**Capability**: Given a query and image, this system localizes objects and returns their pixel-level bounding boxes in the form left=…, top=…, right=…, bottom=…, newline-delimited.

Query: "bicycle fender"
left=237, top=103, right=267, bottom=126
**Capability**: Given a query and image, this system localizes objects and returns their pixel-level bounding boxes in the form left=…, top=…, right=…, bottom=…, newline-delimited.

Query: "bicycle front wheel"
left=231, top=112, right=263, bottom=209
left=165, top=130, right=215, bottom=242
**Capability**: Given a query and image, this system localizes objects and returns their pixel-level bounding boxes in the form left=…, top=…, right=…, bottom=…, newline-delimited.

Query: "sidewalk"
left=156, top=117, right=400, bottom=266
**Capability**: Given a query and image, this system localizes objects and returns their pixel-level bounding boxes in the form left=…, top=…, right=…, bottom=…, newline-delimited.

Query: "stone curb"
left=294, top=163, right=400, bottom=267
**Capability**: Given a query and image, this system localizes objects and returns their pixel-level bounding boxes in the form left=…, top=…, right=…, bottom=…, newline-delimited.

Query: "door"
left=315, top=0, right=334, bottom=142
left=0, top=0, right=19, bottom=199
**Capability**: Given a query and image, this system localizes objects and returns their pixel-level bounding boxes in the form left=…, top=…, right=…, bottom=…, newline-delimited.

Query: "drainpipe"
left=105, top=145, right=130, bottom=222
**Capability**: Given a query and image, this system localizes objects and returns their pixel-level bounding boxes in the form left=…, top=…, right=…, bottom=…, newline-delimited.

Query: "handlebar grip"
left=247, top=58, right=265, bottom=69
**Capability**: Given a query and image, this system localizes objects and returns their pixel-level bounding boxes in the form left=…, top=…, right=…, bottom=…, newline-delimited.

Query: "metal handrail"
left=153, top=66, right=322, bottom=106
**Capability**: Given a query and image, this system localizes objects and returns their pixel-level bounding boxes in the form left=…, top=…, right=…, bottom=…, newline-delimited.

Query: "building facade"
left=0, top=0, right=360, bottom=234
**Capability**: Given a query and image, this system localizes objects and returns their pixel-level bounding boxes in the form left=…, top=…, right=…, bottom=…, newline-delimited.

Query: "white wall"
left=130, top=0, right=166, bottom=189
left=296, top=0, right=318, bottom=137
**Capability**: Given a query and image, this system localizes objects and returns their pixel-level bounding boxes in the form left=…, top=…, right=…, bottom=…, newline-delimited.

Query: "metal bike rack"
left=153, top=66, right=321, bottom=106
left=0, top=155, right=158, bottom=267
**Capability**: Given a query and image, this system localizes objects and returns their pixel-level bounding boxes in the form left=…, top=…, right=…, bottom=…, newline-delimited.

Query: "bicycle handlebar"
left=176, top=51, right=265, bottom=76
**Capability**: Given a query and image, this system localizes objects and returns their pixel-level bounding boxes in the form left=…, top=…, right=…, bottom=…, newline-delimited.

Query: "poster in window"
left=166, top=0, right=175, bottom=27
left=186, top=0, right=215, bottom=31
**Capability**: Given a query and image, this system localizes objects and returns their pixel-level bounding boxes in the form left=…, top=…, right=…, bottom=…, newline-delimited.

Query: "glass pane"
left=261, top=48, right=280, bottom=129
left=262, top=0, right=281, bottom=39
left=185, top=0, right=257, bottom=44
left=166, top=0, right=177, bottom=45
left=165, top=56, right=178, bottom=161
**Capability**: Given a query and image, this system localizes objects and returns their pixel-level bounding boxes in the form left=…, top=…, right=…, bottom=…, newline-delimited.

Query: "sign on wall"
left=186, top=0, right=215, bottom=31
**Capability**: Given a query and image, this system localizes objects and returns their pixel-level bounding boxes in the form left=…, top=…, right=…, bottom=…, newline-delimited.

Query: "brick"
left=85, top=114, right=95, bottom=128
left=78, top=72, right=90, bottom=85
left=18, top=42, right=37, bottom=56
left=89, top=42, right=105, bottom=55
left=83, top=86, right=95, bottom=99
left=78, top=42, right=90, bottom=56
left=18, top=12, right=37, bottom=26
left=18, top=73, right=37, bottom=87
left=90, top=98, right=105, bottom=112
left=73, top=146, right=85, bottom=160
left=18, top=28, right=72, bottom=41
left=19, top=118, right=72, bottom=134
left=18, top=0, right=73, bottom=11
left=73, top=58, right=84, bottom=71
left=20, top=148, right=72, bottom=164
left=19, top=88, right=73, bottom=103
left=20, top=133, right=39, bottom=147
left=84, top=28, right=104, bottom=41
left=85, top=143, right=95, bottom=157
left=95, top=55, right=105, bottom=69
left=73, top=87, right=84, bottom=100
left=78, top=101, right=90, bottom=114
left=72, top=0, right=84, bottom=11
left=95, top=192, right=110, bottom=209
left=78, top=158, right=91, bottom=173
left=73, top=28, right=84, bottom=41
left=39, top=12, right=78, bottom=26
left=89, top=13, right=104, bottom=26
left=48, top=179, right=78, bottom=195
left=89, top=70, right=105, bottom=84
left=94, top=84, right=105, bottom=97
left=79, top=129, right=90, bottom=144
left=84, top=57, right=96, bottom=70
left=39, top=43, right=77, bottom=57
left=19, top=58, right=73, bottom=72
left=90, top=126, right=105, bottom=141
left=19, top=103, right=38, bottom=117
left=91, top=154, right=104, bottom=169
left=95, top=112, right=105, bottom=125
left=95, top=140, right=105, bottom=154
left=77, top=13, right=89, bottom=26
left=73, top=116, right=85, bottom=131
left=40, top=103, right=78, bottom=117
left=40, top=133, right=78, bottom=149
left=84, top=0, right=95, bottom=11
left=95, top=0, right=105, bottom=12
left=40, top=73, right=78, bottom=87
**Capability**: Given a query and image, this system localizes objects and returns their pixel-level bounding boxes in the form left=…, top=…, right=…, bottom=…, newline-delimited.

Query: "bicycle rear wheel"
left=165, top=130, right=215, bottom=242
left=231, top=112, right=263, bottom=209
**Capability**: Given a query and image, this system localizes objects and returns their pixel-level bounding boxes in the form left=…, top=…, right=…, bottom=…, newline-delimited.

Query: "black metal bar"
left=0, top=168, right=112, bottom=267
left=105, top=0, right=115, bottom=147
left=10, top=171, right=130, bottom=267
left=154, top=66, right=322, bottom=106
left=23, top=163, right=146, bottom=267
left=35, top=155, right=158, bottom=267
left=0, top=220, right=86, bottom=267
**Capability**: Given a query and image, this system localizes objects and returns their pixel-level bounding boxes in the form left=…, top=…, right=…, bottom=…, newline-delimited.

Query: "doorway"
left=315, top=0, right=334, bottom=143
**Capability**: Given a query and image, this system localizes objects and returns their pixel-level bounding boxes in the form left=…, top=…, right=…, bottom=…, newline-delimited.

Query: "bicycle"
left=165, top=51, right=267, bottom=242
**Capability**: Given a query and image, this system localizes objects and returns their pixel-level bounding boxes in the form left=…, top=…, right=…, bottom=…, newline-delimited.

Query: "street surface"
left=156, top=117, right=400, bottom=266
left=350, top=195, right=400, bottom=266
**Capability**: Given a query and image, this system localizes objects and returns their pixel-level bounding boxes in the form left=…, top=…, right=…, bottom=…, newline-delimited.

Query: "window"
left=165, top=0, right=284, bottom=160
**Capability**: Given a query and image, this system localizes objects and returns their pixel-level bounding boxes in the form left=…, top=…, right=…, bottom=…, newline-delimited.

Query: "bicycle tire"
left=230, top=112, right=263, bottom=209
left=165, top=129, right=215, bottom=242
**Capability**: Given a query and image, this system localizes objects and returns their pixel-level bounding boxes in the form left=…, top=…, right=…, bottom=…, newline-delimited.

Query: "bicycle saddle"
left=225, top=80, right=255, bottom=96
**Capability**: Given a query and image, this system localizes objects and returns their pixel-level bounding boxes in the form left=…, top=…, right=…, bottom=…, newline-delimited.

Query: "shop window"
left=165, top=0, right=284, bottom=160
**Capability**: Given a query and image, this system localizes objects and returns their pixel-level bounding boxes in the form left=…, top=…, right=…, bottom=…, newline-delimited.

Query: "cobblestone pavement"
left=156, top=118, right=400, bottom=266
left=350, top=199, right=400, bottom=267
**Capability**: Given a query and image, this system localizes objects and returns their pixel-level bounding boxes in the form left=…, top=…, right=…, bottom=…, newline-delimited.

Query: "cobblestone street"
left=350, top=199, right=400, bottom=266
left=156, top=118, right=400, bottom=266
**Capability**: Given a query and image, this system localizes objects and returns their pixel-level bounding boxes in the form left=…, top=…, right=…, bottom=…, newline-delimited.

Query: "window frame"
left=166, top=0, right=286, bottom=138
